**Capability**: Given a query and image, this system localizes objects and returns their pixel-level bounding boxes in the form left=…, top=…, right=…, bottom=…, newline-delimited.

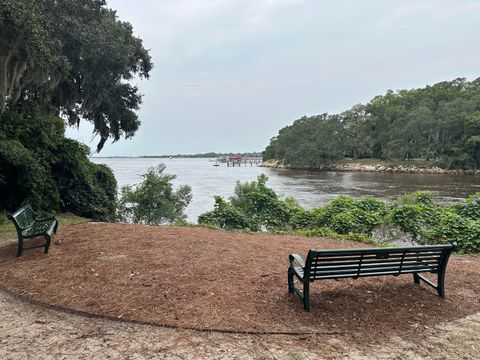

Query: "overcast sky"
left=66, top=0, right=480, bottom=156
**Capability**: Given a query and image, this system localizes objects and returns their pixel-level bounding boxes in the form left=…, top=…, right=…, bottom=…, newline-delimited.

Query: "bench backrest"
left=7, top=205, right=35, bottom=230
left=304, top=245, right=454, bottom=281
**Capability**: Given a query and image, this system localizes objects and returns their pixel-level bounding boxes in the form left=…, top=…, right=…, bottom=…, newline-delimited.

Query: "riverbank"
left=260, top=159, right=480, bottom=175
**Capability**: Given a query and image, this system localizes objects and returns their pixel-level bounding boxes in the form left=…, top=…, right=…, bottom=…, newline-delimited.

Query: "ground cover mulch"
left=0, top=223, right=479, bottom=344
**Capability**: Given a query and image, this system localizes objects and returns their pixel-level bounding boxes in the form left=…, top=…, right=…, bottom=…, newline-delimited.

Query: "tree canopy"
left=264, top=78, right=480, bottom=169
left=0, top=0, right=152, bottom=151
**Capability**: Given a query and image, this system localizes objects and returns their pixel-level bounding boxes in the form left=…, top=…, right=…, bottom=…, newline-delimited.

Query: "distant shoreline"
left=92, top=152, right=262, bottom=159
left=260, top=159, right=480, bottom=175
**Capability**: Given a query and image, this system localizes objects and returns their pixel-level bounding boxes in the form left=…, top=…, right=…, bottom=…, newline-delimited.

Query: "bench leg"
left=303, top=282, right=310, bottom=312
left=288, top=268, right=294, bottom=294
left=413, top=273, right=446, bottom=299
left=437, top=270, right=446, bottom=298
left=16, top=238, right=23, bottom=257
left=44, top=235, right=51, bottom=254
left=413, top=273, right=420, bottom=284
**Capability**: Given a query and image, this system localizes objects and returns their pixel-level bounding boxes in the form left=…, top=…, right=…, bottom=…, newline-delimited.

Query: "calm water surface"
left=92, top=158, right=480, bottom=222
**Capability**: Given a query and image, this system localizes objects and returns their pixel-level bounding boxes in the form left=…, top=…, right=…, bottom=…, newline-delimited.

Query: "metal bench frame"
left=7, top=205, right=58, bottom=257
left=288, top=244, right=455, bottom=311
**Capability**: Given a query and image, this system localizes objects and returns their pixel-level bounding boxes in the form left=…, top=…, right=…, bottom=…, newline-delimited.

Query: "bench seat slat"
left=312, top=257, right=441, bottom=267
left=313, top=257, right=441, bottom=266
left=312, top=262, right=439, bottom=273
left=310, top=268, right=438, bottom=280
left=312, top=252, right=443, bottom=263
left=311, top=245, right=449, bottom=256
left=311, top=265, right=438, bottom=278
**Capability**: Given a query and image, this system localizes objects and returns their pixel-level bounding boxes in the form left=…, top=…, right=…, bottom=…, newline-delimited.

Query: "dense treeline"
left=0, top=0, right=151, bottom=219
left=264, top=78, right=480, bottom=169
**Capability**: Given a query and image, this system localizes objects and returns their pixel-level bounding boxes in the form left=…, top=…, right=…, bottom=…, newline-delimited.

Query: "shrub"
left=451, top=193, right=480, bottom=221
left=198, top=196, right=257, bottom=231
left=0, top=110, right=117, bottom=221
left=389, top=192, right=441, bottom=240
left=423, top=210, right=480, bottom=253
left=117, top=164, right=192, bottom=225
left=290, top=208, right=327, bottom=229
left=356, top=196, right=388, bottom=215
left=200, top=177, right=480, bottom=253
left=329, top=207, right=382, bottom=235
left=54, top=139, right=117, bottom=221
left=323, top=195, right=356, bottom=222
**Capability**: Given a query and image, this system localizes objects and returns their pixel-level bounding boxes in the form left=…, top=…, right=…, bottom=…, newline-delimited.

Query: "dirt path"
left=1, top=288, right=479, bottom=359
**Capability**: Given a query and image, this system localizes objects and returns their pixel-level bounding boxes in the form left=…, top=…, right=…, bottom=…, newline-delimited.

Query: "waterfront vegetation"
left=0, top=0, right=151, bottom=220
left=198, top=175, right=480, bottom=253
left=117, top=164, right=192, bottom=225
left=263, top=78, right=480, bottom=170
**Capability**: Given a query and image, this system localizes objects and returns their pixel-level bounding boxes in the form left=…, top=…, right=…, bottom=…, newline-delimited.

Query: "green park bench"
left=7, top=205, right=58, bottom=257
left=288, top=244, right=455, bottom=311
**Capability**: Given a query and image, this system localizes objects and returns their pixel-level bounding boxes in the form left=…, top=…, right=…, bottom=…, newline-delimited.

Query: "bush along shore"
left=260, top=159, right=480, bottom=175
left=198, top=175, right=480, bottom=253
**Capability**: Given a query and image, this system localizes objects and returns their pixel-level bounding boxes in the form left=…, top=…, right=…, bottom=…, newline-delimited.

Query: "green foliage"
left=291, top=196, right=386, bottom=235
left=356, top=196, right=388, bottom=215
left=264, top=114, right=346, bottom=168
left=117, top=164, right=192, bottom=225
left=54, top=140, right=117, bottom=221
left=0, top=109, right=117, bottom=221
left=199, top=174, right=296, bottom=231
left=198, top=196, right=257, bottom=231
left=0, top=0, right=153, bottom=150
left=200, top=178, right=480, bottom=253
left=423, top=210, right=480, bottom=253
left=264, top=78, right=480, bottom=169
left=200, top=176, right=387, bottom=237
left=330, top=207, right=383, bottom=235
left=389, top=192, right=441, bottom=240
left=452, top=193, right=480, bottom=221
left=290, top=207, right=327, bottom=229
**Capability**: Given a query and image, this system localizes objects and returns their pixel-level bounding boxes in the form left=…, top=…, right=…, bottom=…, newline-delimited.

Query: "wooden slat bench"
left=7, top=205, right=58, bottom=257
left=288, top=244, right=455, bottom=311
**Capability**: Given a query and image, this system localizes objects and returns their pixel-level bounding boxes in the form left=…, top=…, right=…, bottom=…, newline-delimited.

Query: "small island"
left=262, top=78, right=480, bottom=174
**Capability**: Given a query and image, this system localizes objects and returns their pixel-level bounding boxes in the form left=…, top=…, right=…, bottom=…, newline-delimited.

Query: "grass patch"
left=0, top=212, right=89, bottom=246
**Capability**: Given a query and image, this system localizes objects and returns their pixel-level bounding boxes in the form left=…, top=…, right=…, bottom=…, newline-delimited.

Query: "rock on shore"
left=260, top=160, right=480, bottom=175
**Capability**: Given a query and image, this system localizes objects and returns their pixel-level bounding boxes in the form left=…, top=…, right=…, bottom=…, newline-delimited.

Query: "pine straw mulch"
left=0, top=223, right=479, bottom=345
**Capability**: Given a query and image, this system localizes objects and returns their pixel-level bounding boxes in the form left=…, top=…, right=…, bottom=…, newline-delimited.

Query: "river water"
left=92, top=157, right=480, bottom=222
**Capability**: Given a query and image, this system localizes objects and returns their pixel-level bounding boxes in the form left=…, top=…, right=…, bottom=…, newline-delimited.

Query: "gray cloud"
left=67, top=0, right=480, bottom=156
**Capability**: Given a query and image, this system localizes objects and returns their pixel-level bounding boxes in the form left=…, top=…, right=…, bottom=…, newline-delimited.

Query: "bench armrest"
left=289, top=253, right=305, bottom=268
